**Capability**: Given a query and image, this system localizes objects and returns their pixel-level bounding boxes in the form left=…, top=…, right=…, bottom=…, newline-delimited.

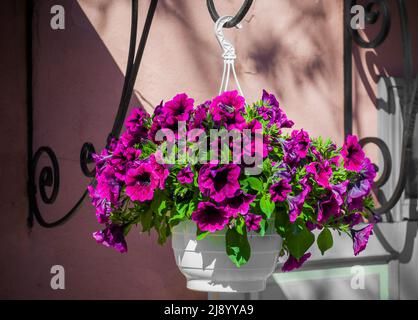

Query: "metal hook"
left=214, top=16, right=244, bottom=97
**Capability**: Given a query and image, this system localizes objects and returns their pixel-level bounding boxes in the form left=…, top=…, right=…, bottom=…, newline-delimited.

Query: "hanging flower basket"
left=88, top=15, right=376, bottom=293
left=88, top=89, right=376, bottom=293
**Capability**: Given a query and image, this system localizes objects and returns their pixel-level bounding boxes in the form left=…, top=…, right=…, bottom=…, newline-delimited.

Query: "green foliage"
left=286, top=221, right=315, bottom=259
left=317, top=228, right=333, bottom=255
left=226, top=225, right=251, bottom=268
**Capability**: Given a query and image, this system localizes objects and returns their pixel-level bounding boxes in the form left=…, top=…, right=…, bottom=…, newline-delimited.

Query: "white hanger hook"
left=214, top=16, right=244, bottom=97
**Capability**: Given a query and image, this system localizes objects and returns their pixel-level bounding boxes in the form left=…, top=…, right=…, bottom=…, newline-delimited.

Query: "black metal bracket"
left=26, top=0, right=159, bottom=228
left=344, top=0, right=417, bottom=216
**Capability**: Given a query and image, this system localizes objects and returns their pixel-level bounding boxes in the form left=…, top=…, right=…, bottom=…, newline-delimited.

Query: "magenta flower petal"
left=191, top=202, right=231, bottom=233
left=93, top=224, right=127, bottom=253
left=198, top=164, right=241, bottom=202
left=282, top=252, right=311, bottom=272
left=352, top=224, right=374, bottom=256
left=341, top=135, right=365, bottom=172
left=177, top=166, right=194, bottom=184
left=270, top=179, right=292, bottom=202
left=245, top=214, right=263, bottom=232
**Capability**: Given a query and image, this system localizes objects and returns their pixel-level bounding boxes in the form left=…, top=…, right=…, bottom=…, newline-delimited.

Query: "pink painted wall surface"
left=0, top=0, right=416, bottom=299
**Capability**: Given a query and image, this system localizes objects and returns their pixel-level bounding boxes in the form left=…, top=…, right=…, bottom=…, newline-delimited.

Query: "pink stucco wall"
left=0, top=0, right=416, bottom=299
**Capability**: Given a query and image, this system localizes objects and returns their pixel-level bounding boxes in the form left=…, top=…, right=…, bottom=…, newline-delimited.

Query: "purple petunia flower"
left=190, top=101, right=210, bottom=130
left=245, top=213, right=263, bottom=232
left=352, top=224, right=374, bottom=256
left=198, top=164, right=241, bottom=202
left=125, top=162, right=159, bottom=202
left=331, top=180, right=349, bottom=206
left=344, top=212, right=364, bottom=227
left=259, top=90, right=294, bottom=129
left=347, top=179, right=372, bottom=211
left=317, top=193, right=341, bottom=223
left=163, top=93, right=194, bottom=122
left=288, top=178, right=311, bottom=222
left=177, top=166, right=194, bottom=184
left=125, top=108, right=149, bottom=137
left=270, top=179, right=292, bottom=202
left=88, top=185, right=112, bottom=224
left=282, top=252, right=311, bottom=272
left=306, top=160, right=332, bottom=188
left=341, top=135, right=365, bottom=172
left=284, top=129, right=310, bottom=166
left=93, top=224, right=127, bottom=253
left=191, top=202, right=231, bottom=233
left=210, top=90, right=246, bottom=130
left=95, top=166, right=121, bottom=206
left=221, top=190, right=256, bottom=217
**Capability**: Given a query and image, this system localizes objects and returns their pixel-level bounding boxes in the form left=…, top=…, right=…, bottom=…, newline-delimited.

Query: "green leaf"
left=286, top=223, right=314, bottom=259
left=258, top=219, right=267, bottom=236
left=260, top=194, right=275, bottom=218
left=243, top=177, right=263, bottom=192
left=123, top=223, right=133, bottom=236
left=196, top=228, right=210, bottom=241
left=317, top=228, right=333, bottom=255
left=235, top=216, right=246, bottom=236
left=141, top=208, right=153, bottom=232
left=226, top=227, right=251, bottom=268
left=274, top=209, right=288, bottom=237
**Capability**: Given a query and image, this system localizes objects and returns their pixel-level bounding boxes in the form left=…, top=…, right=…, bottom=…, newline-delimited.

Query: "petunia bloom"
left=270, top=179, right=292, bottom=202
left=221, top=190, right=256, bottom=217
left=93, top=224, right=127, bottom=253
left=210, top=90, right=246, bottom=130
left=306, top=160, right=332, bottom=188
left=259, top=90, right=294, bottom=129
left=198, top=164, right=241, bottom=202
left=282, top=252, right=311, bottom=272
left=177, top=166, right=194, bottom=184
left=125, top=162, right=159, bottom=202
left=191, top=202, right=231, bottom=233
left=245, top=213, right=263, bottom=232
left=352, top=224, right=374, bottom=256
left=341, top=135, right=365, bottom=172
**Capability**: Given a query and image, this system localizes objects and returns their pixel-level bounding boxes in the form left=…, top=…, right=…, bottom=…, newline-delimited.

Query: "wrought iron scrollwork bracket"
left=344, top=0, right=417, bottom=216
left=27, top=0, right=159, bottom=228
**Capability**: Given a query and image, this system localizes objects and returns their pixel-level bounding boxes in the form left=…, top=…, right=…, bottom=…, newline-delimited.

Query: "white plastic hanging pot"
left=171, top=220, right=282, bottom=293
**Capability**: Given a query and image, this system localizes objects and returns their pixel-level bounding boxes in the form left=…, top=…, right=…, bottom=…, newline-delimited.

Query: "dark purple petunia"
left=109, top=143, right=141, bottom=181
left=259, top=90, right=294, bottom=129
left=190, top=101, right=210, bottom=130
left=347, top=179, right=372, bottom=211
left=282, top=252, right=311, bottom=272
left=221, top=190, right=256, bottom=217
left=191, top=202, right=231, bottom=232
left=245, top=213, right=263, bottom=232
left=352, top=224, right=374, bottom=256
left=317, top=193, right=341, bottom=223
left=288, top=178, right=311, bottom=222
left=331, top=180, right=349, bottom=206
left=341, top=135, right=365, bottom=172
left=177, top=166, right=194, bottom=184
left=95, top=166, right=121, bottom=206
left=93, top=224, right=128, bottom=253
left=270, top=179, right=292, bottom=202
left=125, top=108, right=150, bottom=137
left=344, top=212, right=364, bottom=227
left=125, top=162, right=159, bottom=202
left=210, top=90, right=246, bottom=130
left=284, top=129, right=310, bottom=166
left=88, top=185, right=112, bottom=224
left=198, top=164, right=241, bottom=202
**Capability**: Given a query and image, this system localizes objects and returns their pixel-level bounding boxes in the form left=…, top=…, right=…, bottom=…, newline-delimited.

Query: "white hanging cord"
left=214, top=16, right=244, bottom=98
